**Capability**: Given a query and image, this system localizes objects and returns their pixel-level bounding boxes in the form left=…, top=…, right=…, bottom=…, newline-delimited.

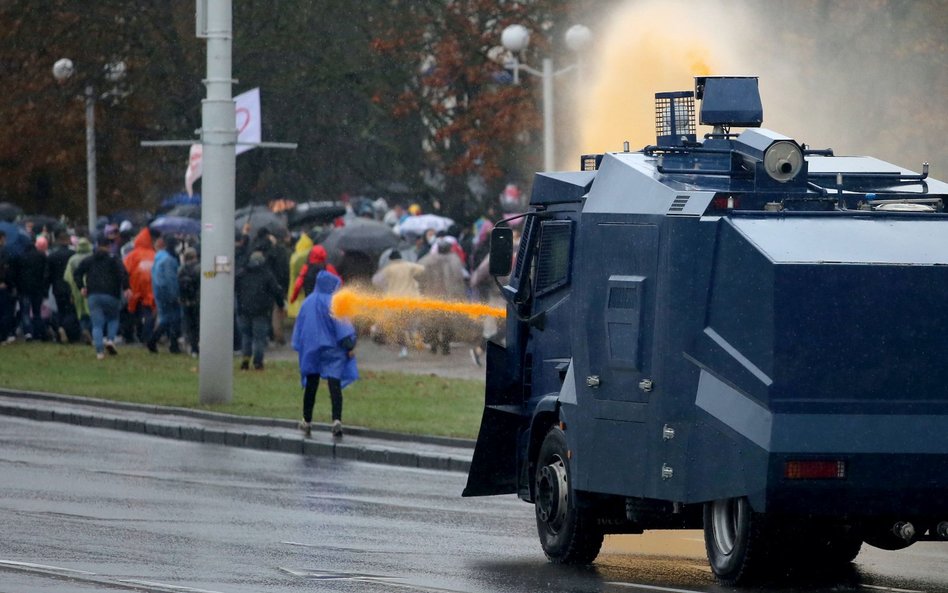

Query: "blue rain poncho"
left=292, top=271, right=358, bottom=388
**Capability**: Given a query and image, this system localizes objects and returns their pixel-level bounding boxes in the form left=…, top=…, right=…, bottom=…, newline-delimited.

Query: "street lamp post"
left=52, top=58, right=126, bottom=235
left=501, top=24, right=592, bottom=171
left=81, top=84, right=97, bottom=234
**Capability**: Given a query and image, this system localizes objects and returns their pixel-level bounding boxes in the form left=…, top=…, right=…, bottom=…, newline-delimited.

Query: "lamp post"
left=501, top=24, right=592, bottom=171
left=52, top=58, right=127, bottom=234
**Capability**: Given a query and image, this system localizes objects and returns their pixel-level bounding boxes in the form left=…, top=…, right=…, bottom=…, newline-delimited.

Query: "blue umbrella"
left=149, top=215, right=202, bottom=237
left=0, top=221, right=32, bottom=258
left=0, top=202, right=23, bottom=222
left=159, top=192, right=201, bottom=212
left=165, top=204, right=201, bottom=220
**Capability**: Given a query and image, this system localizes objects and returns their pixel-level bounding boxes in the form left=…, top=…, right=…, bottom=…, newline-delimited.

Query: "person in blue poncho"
left=148, top=236, right=182, bottom=354
left=292, top=270, right=358, bottom=437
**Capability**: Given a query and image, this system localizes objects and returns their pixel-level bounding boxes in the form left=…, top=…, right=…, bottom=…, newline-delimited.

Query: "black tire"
left=703, top=497, right=774, bottom=585
left=534, top=427, right=603, bottom=564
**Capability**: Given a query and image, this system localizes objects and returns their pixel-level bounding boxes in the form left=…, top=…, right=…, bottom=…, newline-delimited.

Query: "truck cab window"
left=534, top=220, right=573, bottom=296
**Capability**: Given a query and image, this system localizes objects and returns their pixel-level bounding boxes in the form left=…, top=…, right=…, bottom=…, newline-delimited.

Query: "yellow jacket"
left=286, top=233, right=313, bottom=318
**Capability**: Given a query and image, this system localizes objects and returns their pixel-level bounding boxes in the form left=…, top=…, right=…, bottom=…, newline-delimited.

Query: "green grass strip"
left=0, top=342, right=484, bottom=438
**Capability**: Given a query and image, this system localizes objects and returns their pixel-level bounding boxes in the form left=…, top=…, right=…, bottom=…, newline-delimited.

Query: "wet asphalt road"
left=1, top=416, right=946, bottom=593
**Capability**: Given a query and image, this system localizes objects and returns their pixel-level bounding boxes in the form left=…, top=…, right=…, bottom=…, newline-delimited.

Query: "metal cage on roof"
left=655, top=91, right=696, bottom=146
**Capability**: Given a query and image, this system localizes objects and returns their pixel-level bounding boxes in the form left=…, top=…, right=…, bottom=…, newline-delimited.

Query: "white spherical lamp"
left=501, top=24, right=530, bottom=53
left=52, top=58, right=75, bottom=82
left=565, top=24, right=592, bottom=53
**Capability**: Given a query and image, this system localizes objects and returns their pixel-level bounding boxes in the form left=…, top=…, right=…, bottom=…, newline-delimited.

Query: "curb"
left=0, top=389, right=473, bottom=473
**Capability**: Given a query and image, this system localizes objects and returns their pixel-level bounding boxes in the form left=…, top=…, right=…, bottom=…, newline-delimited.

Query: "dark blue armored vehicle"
left=463, top=76, right=948, bottom=585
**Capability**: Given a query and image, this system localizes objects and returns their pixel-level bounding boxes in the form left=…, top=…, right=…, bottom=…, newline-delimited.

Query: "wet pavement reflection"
left=1, top=416, right=945, bottom=593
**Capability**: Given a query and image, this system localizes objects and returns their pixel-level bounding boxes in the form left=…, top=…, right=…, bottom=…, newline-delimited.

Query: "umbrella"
left=165, top=204, right=202, bottom=219
left=235, top=208, right=288, bottom=238
left=150, top=215, right=202, bottom=237
left=0, top=202, right=23, bottom=222
left=21, top=215, right=64, bottom=234
left=159, top=192, right=201, bottom=211
left=234, top=204, right=270, bottom=219
left=287, top=201, right=346, bottom=228
left=349, top=196, right=377, bottom=218
left=0, top=221, right=31, bottom=257
left=321, top=218, right=398, bottom=258
left=110, top=209, right=154, bottom=228
left=396, top=214, right=454, bottom=237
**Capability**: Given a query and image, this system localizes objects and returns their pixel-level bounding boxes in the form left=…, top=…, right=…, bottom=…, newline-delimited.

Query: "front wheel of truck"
left=703, top=497, right=775, bottom=585
left=535, top=427, right=603, bottom=564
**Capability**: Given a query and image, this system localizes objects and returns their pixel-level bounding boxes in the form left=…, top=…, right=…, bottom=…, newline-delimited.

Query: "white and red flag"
left=184, top=87, right=261, bottom=195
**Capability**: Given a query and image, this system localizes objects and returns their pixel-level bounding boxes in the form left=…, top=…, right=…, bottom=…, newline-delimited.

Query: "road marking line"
left=279, top=567, right=467, bottom=593
left=0, top=559, right=95, bottom=575
left=605, top=582, right=705, bottom=593
left=862, top=585, right=926, bottom=593
left=118, top=579, right=229, bottom=593
left=281, top=540, right=412, bottom=554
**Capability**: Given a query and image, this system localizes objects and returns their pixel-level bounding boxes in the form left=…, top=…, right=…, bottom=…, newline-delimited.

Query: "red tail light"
left=784, top=460, right=846, bottom=480
left=710, top=194, right=739, bottom=210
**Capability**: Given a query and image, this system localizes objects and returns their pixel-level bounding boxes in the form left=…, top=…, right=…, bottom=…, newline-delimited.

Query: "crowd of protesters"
left=0, top=197, right=513, bottom=370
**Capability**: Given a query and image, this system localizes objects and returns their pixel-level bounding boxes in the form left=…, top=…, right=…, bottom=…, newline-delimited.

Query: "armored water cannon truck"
left=463, top=75, right=948, bottom=585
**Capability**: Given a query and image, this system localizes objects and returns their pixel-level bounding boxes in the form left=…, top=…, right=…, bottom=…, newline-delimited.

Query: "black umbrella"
left=287, top=201, right=346, bottom=228
left=321, top=218, right=398, bottom=258
left=21, top=215, right=64, bottom=234
left=0, top=202, right=23, bottom=222
left=110, top=209, right=154, bottom=227
left=235, top=208, right=288, bottom=238
left=234, top=204, right=269, bottom=219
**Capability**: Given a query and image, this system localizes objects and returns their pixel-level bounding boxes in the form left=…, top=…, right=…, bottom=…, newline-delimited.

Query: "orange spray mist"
left=564, top=1, right=744, bottom=163
left=331, top=288, right=506, bottom=322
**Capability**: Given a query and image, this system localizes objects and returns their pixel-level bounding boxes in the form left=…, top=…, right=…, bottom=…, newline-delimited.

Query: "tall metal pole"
left=541, top=58, right=555, bottom=172
left=84, top=85, right=97, bottom=234
left=198, top=0, right=237, bottom=404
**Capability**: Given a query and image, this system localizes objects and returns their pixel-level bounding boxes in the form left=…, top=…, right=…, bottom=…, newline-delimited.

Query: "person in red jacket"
left=289, top=245, right=340, bottom=304
left=123, top=227, right=158, bottom=344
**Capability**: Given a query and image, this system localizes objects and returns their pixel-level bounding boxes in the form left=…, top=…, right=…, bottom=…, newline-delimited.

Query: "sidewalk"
left=0, top=338, right=487, bottom=473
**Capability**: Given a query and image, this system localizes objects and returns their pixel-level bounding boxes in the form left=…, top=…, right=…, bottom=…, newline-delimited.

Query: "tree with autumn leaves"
left=0, top=2, right=203, bottom=225
left=3, top=0, right=941, bottom=227
left=0, top=0, right=579, bottom=226
left=370, top=1, right=558, bottom=221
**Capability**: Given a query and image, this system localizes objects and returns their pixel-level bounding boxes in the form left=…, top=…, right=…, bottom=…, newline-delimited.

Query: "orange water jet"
left=331, top=288, right=506, bottom=322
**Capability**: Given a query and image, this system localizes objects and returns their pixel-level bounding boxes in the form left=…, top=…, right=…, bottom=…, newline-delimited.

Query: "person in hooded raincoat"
left=148, top=236, right=181, bottom=354
left=64, top=237, right=93, bottom=342
left=286, top=232, right=313, bottom=318
left=292, top=270, right=358, bottom=437
left=124, top=227, right=158, bottom=344
left=289, top=244, right=340, bottom=304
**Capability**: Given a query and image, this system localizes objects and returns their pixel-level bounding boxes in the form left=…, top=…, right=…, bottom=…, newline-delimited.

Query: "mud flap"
left=462, top=341, right=522, bottom=497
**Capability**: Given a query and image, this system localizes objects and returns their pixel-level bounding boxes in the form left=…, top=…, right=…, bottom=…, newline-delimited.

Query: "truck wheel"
left=703, top=497, right=772, bottom=585
left=534, top=427, right=603, bottom=564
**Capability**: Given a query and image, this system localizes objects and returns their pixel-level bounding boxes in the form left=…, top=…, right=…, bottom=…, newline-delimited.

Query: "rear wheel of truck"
left=703, top=497, right=774, bottom=585
left=535, top=427, right=603, bottom=564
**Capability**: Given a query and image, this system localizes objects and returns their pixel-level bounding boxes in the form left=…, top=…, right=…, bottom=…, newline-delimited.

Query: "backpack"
left=178, top=263, right=200, bottom=304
